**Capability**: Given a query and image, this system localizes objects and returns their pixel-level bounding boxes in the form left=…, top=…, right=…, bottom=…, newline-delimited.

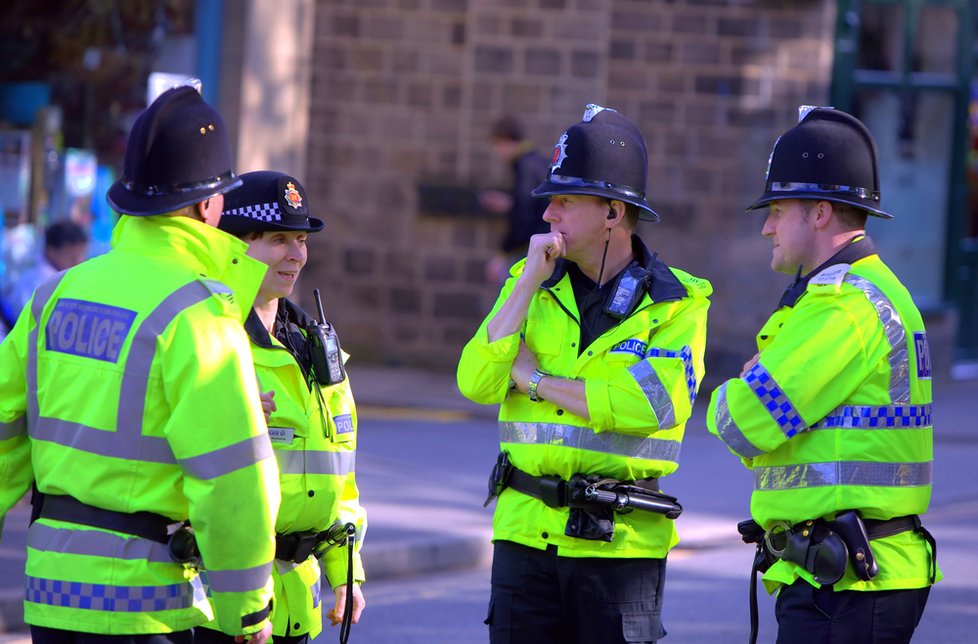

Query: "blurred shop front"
left=0, top=0, right=204, bottom=333
left=832, top=0, right=978, bottom=366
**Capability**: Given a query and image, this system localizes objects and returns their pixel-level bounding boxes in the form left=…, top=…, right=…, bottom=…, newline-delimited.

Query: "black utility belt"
left=739, top=511, right=936, bottom=586
left=485, top=452, right=681, bottom=543
left=275, top=522, right=355, bottom=563
left=33, top=492, right=200, bottom=566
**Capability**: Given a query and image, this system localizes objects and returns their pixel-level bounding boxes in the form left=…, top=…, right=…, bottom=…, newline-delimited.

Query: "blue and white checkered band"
left=645, top=345, right=698, bottom=405
left=744, top=362, right=807, bottom=438
left=224, top=201, right=282, bottom=222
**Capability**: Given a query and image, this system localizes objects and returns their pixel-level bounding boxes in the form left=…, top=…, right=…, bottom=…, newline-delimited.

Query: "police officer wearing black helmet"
left=707, top=107, right=939, bottom=643
left=0, top=85, right=279, bottom=643
left=458, top=105, right=713, bottom=643
left=194, top=171, right=367, bottom=644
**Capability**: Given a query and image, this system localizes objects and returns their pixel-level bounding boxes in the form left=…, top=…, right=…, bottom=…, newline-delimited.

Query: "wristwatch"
left=528, top=369, right=549, bottom=402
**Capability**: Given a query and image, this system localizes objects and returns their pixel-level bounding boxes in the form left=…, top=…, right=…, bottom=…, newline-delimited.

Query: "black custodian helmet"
left=531, top=104, right=659, bottom=222
left=107, top=85, right=241, bottom=217
left=746, top=106, right=892, bottom=219
left=219, top=171, right=324, bottom=236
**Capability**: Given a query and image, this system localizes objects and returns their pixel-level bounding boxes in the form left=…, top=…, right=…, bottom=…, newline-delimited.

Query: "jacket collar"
left=542, top=234, right=686, bottom=304
left=111, top=214, right=266, bottom=321
left=778, top=234, right=877, bottom=309
left=245, top=298, right=316, bottom=348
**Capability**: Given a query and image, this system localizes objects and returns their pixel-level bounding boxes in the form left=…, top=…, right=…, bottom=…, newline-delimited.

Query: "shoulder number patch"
left=913, top=332, right=932, bottom=380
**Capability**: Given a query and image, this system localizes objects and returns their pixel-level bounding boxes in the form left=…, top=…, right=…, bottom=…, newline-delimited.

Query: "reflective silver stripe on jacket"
left=30, top=416, right=176, bottom=462
left=628, top=361, right=676, bottom=429
left=203, top=562, right=273, bottom=593
left=754, top=460, right=932, bottom=490
left=276, top=450, right=356, bottom=476
left=27, top=272, right=69, bottom=424
left=27, top=522, right=173, bottom=563
left=28, top=281, right=213, bottom=463
left=500, top=421, right=681, bottom=462
left=179, top=434, right=275, bottom=480
left=811, top=404, right=932, bottom=429
left=25, top=574, right=205, bottom=612
left=711, top=382, right=764, bottom=459
left=844, top=274, right=910, bottom=403
left=0, top=417, right=26, bottom=440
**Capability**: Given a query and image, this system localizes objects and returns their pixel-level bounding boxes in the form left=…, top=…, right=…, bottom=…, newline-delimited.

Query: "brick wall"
left=301, top=0, right=835, bottom=375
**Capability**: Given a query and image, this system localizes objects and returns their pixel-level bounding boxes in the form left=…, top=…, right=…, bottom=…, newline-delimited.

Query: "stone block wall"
left=299, top=0, right=835, bottom=374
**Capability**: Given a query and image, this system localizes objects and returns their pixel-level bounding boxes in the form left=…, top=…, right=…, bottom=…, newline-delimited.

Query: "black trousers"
left=775, top=580, right=931, bottom=644
left=193, top=628, right=309, bottom=644
left=487, top=540, right=667, bottom=644
left=29, top=626, right=193, bottom=643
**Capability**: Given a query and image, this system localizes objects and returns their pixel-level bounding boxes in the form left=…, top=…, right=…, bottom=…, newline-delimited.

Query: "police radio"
left=306, top=288, right=346, bottom=386
left=604, top=252, right=657, bottom=320
left=605, top=264, right=649, bottom=319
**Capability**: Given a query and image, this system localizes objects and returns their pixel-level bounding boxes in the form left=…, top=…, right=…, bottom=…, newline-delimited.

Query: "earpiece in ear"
left=607, top=208, right=616, bottom=220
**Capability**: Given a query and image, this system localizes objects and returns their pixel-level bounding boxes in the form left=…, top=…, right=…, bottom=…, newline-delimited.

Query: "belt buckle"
left=764, top=520, right=792, bottom=558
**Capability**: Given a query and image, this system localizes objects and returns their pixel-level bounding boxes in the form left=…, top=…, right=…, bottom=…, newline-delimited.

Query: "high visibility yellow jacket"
left=0, top=215, right=280, bottom=636
left=457, top=240, right=712, bottom=558
left=707, top=237, right=938, bottom=593
left=201, top=299, right=366, bottom=639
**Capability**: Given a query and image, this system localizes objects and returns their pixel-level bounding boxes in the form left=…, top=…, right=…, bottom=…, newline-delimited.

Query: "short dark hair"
left=45, top=220, right=88, bottom=249
left=830, top=202, right=869, bottom=229
left=607, top=199, right=640, bottom=230
left=490, top=115, right=525, bottom=142
left=801, top=200, right=869, bottom=230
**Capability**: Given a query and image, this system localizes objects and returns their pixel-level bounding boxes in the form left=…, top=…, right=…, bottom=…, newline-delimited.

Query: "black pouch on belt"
left=831, top=510, right=878, bottom=581
left=781, top=522, right=849, bottom=586
left=565, top=475, right=614, bottom=542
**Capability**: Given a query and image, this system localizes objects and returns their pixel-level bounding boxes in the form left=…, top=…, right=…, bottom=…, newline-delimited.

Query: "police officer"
left=706, top=107, right=938, bottom=643
left=457, top=105, right=712, bottom=643
left=194, top=171, right=367, bottom=644
left=0, top=86, right=280, bottom=644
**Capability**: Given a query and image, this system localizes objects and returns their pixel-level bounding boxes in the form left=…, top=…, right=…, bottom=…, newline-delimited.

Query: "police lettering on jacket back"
left=44, top=299, right=137, bottom=363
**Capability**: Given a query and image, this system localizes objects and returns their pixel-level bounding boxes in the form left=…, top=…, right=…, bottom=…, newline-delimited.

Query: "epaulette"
left=806, top=263, right=851, bottom=294
left=669, top=268, right=713, bottom=299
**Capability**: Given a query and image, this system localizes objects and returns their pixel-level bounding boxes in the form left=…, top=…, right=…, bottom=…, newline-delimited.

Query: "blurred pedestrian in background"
left=7, top=219, right=88, bottom=316
left=479, top=115, right=550, bottom=286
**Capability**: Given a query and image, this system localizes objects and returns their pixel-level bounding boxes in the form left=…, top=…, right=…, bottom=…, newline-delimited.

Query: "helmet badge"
left=550, top=132, right=568, bottom=173
left=582, top=103, right=613, bottom=122
left=283, top=181, right=303, bottom=210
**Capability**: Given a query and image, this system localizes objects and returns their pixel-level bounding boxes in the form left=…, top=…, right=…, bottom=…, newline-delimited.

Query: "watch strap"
left=528, top=369, right=548, bottom=402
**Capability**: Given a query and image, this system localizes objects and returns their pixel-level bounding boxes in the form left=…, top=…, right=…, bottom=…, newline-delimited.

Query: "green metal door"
left=831, top=0, right=977, bottom=362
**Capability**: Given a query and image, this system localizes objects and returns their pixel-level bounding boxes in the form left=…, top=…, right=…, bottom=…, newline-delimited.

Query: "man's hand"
left=479, top=189, right=512, bottom=215
left=740, top=353, right=761, bottom=378
left=521, top=232, right=565, bottom=288
left=234, top=622, right=273, bottom=644
left=485, top=254, right=510, bottom=286
left=259, top=390, right=276, bottom=423
left=511, top=342, right=541, bottom=394
left=328, top=583, right=366, bottom=627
